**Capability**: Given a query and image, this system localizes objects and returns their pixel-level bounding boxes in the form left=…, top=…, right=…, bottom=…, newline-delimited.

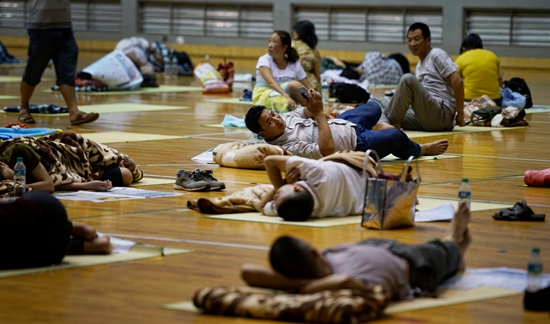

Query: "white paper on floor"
left=440, top=267, right=550, bottom=291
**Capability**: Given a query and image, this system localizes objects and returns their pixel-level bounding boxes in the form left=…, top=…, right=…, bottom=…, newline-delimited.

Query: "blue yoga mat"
left=0, top=127, right=58, bottom=140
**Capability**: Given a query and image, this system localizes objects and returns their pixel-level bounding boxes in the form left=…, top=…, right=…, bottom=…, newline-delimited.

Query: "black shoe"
left=193, top=169, right=225, bottom=190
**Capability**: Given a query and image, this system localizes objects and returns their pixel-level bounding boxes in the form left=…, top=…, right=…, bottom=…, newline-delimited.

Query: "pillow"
left=193, top=286, right=388, bottom=323
left=213, top=142, right=292, bottom=169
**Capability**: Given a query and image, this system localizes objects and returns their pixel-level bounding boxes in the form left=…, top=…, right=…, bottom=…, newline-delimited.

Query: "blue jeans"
left=338, top=101, right=421, bottom=159
left=23, top=29, right=78, bottom=87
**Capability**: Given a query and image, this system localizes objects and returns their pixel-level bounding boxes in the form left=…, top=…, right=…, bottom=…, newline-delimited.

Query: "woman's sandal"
left=492, top=200, right=545, bottom=221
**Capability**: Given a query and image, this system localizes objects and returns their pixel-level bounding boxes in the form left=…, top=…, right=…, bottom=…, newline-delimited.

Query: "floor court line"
left=451, top=153, right=550, bottom=163
left=101, top=233, right=269, bottom=251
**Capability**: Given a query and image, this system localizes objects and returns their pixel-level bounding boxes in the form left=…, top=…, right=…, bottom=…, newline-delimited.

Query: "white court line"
left=182, top=131, right=250, bottom=137
left=102, top=233, right=269, bottom=251
left=453, top=153, right=550, bottom=163
left=182, top=137, right=249, bottom=141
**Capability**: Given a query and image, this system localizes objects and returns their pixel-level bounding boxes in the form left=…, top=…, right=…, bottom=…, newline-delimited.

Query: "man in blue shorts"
left=19, top=0, right=99, bottom=125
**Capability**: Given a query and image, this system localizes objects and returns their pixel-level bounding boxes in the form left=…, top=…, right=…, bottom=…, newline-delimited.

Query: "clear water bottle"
left=164, top=58, right=172, bottom=79
left=13, top=157, right=26, bottom=197
left=527, top=247, right=543, bottom=292
left=321, top=77, right=330, bottom=104
left=171, top=56, right=179, bottom=78
left=458, top=178, right=471, bottom=210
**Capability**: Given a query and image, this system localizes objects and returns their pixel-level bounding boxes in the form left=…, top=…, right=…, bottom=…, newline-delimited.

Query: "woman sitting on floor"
left=0, top=132, right=143, bottom=194
left=292, top=20, right=321, bottom=92
left=455, top=33, right=503, bottom=107
left=253, top=30, right=313, bottom=113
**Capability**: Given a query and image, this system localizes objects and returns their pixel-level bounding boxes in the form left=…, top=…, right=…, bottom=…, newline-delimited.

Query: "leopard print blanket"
left=0, top=133, right=142, bottom=193
left=193, top=286, right=388, bottom=323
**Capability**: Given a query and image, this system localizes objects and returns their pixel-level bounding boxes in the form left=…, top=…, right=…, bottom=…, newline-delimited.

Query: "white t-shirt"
left=255, top=54, right=307, bottom=85
left=286, top=156, right=365, bottom=218
left=415, top=48, right=458, bottom=110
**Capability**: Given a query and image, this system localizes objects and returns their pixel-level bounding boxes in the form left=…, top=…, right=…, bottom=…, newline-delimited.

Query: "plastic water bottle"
left=458, top=178, right=471, bottom=210
left=164, top=58, right=172, bottom=79
left=321, top=77, right=330, bottom=104
left=13, top=157, right=26, bottom=197
left=171, top=56, right=179, bottom=78
left=527, top=247, right=543, bottom=292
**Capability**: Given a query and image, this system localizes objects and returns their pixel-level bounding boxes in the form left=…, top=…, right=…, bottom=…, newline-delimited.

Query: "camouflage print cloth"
left=193, top=286, right=388, bottom=324
left=0, top=132, right=143, bottom=194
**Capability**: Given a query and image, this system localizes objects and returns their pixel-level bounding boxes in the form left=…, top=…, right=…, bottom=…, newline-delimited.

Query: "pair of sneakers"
left=174, top=169, right=225, bottom=191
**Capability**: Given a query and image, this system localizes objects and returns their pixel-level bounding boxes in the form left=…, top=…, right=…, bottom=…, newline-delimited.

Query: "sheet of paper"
left=108, top=187, right=185, bottom=198
left=414, top=202, right=455, bottom=222
left=54, top=191, right=145, bottom=203
left=440, top=267, right=550, bottom=291
left=191, top=148, right=215, bottom=163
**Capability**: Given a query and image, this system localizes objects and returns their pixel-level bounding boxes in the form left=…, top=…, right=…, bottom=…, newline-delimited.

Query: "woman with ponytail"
left=292, top=20, right=321, bottom=92
left=253, top=30, right=313, bottom=113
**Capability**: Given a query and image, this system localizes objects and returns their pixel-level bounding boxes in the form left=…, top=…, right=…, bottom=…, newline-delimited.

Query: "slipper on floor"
left=71, top=112, right=99, bottom=126
left=492, top=200, right=545, bottom=221
left=17, top=115, right=36, bottom=124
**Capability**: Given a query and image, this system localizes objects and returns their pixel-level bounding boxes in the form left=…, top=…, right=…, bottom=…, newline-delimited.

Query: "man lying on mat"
left=0, top=132, right=142, bottom=194
left=244, top=89, right=448, bottom=160
left=242, top=201, right=471, bottom=300
left=0, top=191, right=111, bottom=270
left=255, top=154, right=370, bottom=221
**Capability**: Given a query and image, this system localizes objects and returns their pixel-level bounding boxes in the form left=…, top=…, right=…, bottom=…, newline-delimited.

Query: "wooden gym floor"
left=0, top=49, right=549, bottom=324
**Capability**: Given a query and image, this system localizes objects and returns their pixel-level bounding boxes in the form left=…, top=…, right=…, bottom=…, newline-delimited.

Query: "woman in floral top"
left=292, top=20, right=321, bottom=92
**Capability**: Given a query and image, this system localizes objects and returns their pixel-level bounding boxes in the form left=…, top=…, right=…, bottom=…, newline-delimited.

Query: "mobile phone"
left=298, top=86, right=309, bottom=100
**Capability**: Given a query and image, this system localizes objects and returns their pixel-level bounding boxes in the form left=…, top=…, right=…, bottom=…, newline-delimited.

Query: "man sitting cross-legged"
left=244, top=89, right=448, bottom=160
left=242, top=201, right=472, bottom=300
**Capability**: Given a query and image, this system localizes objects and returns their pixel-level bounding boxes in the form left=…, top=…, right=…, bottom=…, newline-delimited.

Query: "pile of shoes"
left=174, top=168, right=225, bottom=192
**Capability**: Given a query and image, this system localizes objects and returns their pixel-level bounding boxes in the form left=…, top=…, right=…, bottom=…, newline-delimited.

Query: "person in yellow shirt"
left=455, top=34, right=503, bottom=106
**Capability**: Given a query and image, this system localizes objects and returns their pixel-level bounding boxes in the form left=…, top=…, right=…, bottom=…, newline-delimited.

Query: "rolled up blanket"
left=524, top=168, right=550, bottom=188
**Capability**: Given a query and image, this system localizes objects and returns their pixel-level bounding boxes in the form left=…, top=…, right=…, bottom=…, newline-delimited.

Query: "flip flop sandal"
left=17, top=115, right=36, bottom=124
left=71, top=112, right=99, bottom=126
left=492, top=200, right=545, bottom=221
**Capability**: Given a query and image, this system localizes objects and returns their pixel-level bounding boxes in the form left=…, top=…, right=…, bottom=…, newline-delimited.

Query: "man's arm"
left=300, top=274, right=367, bottom=294
left=241, top=263, right=312, bottom=291
left=302, top=90, right=335, bottom=156
left=448, top=72, right=465, bottom=127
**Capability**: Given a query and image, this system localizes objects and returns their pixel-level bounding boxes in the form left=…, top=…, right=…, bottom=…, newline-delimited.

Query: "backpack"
left=471, top=106, right=502, bottom=126
left=329, top=83, right=370, bottom=103
left=504, top=78, right=533, bottom=108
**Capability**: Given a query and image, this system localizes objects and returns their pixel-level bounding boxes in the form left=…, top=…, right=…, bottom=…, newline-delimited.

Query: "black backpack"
left=504, top=78, right=533, bottom=108
left=329, top=83, right=370, bottom=103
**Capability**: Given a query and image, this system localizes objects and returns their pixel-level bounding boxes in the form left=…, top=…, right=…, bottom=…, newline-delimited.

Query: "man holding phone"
left=245, top=89, right=448, bottom=160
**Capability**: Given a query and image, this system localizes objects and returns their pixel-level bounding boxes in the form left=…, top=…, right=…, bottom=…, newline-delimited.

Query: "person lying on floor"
left=242, top=201, right=471, bottom=300
left=245, top=89, right=448, bottom=160
left=255, top=154, right=374, bottom=221
left=0, top=132, right=143, bottom=194
left=0, top=190, right=111, bottom=270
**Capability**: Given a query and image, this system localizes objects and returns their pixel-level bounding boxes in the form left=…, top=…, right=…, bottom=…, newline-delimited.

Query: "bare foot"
left=83, top=236, right=112, bottom=254
left=372, top=122, right=395, bottom=131
left=72, top=222, right=99, bottom=240
left=457, top=229, right=472, bottom=272
left=443, top=200, right=471, bottom=246
left=420, top=139, right=449, bottom=156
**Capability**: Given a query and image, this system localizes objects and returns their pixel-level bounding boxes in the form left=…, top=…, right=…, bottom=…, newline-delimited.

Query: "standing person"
left=253, top=30, right=313, bottom=113
left=292, top=20, right=321, bottom=92
left=380, top=22, right=464, bottom=131
left=456, top=33, right=503, bottom=107
left=18, top=0, right=99, bottom=125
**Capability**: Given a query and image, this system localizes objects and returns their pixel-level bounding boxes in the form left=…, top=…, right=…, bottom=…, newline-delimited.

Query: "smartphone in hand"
left=298, top=86, right=309, bottom=100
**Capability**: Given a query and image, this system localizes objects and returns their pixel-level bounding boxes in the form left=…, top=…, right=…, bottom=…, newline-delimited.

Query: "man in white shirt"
left=380, top=22, right=465, bottom=131
left=257, top=154, right=366, bottom=221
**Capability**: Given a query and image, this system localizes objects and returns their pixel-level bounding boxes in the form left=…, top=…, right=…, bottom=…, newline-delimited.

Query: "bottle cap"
left=462, top=178, right=468, bottom=182
left=532, top=247, right=540, bottom=253
left=17, top=157, right=23, bottom=162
